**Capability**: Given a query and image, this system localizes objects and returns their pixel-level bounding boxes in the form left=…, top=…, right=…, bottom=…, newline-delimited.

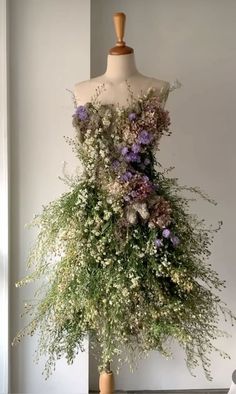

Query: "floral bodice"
left=71, top=85, right=178, bottom=236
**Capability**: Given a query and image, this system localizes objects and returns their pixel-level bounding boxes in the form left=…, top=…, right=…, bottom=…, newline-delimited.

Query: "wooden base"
left=99, top=371, right=114, bottom=394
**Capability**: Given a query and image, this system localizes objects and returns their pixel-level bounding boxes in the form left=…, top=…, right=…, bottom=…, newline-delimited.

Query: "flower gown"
left=14, top=80, right=234, bottom=380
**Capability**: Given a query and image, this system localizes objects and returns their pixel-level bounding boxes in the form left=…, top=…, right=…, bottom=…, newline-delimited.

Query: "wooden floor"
left=90, top=390, right=228, bottom=394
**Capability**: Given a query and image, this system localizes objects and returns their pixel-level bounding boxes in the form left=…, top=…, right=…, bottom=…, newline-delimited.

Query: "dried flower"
left=128, top=112, right=137, bottom=121
left=154, top=238, right=163, bottom=248
left=121, top=146, right=129, bottom=156
left=126, top=202, right=150, bottom=224
left=120, top=171, right=133, bottom=182
left=124, top=152, right=141, bottom=163
left=162, top=228, right=171, bottom=238
left=171, top=235, right=180, bottom=247
left=126, top=175, right=154, bottom=202
left=74, top=105, right=88, bottom=120
left=138, top=129, right=153, bottom=145
left=112, top=160, right=120, bottom=170
left=148, top=196, right=172, bottom=229
left=131, top=143, right=141, bottom=153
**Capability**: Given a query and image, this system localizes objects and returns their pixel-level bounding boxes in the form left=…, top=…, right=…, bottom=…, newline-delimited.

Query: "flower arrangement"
left=13, top=81, right=235, bottom=380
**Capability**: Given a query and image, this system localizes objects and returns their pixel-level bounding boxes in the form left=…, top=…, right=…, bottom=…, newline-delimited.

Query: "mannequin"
left=73, top=12, right=170, bottom=394
left=74, top=13, right=170, bottom=109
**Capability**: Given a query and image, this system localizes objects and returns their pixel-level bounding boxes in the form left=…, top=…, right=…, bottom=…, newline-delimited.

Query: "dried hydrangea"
left=148, top=196, right=172, bottom=229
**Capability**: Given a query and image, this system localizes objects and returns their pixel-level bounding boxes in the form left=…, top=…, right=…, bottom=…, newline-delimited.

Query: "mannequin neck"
left=104, top=53, right=140, bottom=82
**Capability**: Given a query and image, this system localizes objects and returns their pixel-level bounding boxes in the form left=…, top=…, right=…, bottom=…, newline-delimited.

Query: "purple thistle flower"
left=171, top=235, right=180, bottom=247
left=138, top=130, right=153, bottom=145
left=128, top=112, right=137, bottom=121
left=154, top=238, right=163, bottom=248
left=75, top=105, right=88, bottom=120
left=162, top=228, right=171, bottom=239
left=131, top=143, right=141, bottom=153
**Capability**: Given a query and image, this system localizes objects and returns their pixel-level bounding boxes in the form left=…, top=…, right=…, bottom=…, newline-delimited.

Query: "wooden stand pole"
left=99, top=362, right=114, bottom=394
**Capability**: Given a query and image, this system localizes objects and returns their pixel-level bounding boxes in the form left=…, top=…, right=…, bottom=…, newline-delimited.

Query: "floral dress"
left=14, top=79, right=234, bottom=380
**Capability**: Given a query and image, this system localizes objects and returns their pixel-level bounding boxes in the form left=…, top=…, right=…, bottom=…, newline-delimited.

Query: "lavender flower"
left=162, top=228, right=171, bottom=239
left=171, top=235, right=180, bottom=247
left=128, top=112, right=137, bottom=121
left=154, top=238, right=163, bottom=248
left=75, top=105, right=88, bottom=121
left=138, top=130, right=153, bottom=145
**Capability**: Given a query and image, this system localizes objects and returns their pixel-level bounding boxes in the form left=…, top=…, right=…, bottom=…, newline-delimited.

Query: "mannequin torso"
left=74, top=53, right=170, bottom=108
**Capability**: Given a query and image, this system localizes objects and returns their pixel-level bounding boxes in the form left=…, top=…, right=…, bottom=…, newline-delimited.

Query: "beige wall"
left=90, top=0, right=236, bottom=390
left=9, top=0, right=90, bottom=392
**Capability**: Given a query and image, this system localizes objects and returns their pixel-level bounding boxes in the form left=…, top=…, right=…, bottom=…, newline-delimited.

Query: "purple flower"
left=144, top=158, right=151, bottom=166
left=124, top=195, right=131, bottom=202
left=171, top=235, right=180, bottom=247
left=120, top=171, right=133, bottom=182
left=125, top=152, right=141, bottom=163
left=128, top=112, right=137, bottom=121
left=126, top=171, right=133, bottom=179
left=138, top=130, right=153, bottom=145
left=162, top=228, right=171, bottom=239
left=121, top=147, right=129, bottom=156
left=154, top=238, right=163, bottom=248
left=142, top=175, right=149, bottom=182
left=75, top=105, right=88, bottom=120
left=131, top=143, right=141, bottom=153
left=112, top=160, right=120, bottom=170
left=130, top=191, right=137, bottom=198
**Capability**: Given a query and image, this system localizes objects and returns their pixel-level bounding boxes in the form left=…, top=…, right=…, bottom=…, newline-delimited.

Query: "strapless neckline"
left=72, top=79, right=182, bottom=111
left=74, top=85, right=167, bottom=113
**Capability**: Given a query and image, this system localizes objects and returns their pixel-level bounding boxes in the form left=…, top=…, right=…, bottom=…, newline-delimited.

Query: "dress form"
left=74, top=13, right=170, bottom=108
left=73, top=12, right=170, bottom=394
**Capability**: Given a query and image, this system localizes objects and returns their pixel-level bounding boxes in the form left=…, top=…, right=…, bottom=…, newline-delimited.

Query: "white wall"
left=9, top=1, right=90, bottom=393
left=90, top=0, right=236, bottom=391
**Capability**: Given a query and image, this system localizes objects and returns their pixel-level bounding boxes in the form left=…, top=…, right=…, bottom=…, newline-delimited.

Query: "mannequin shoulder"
left=149, top=77, right=170, bottom=103
left=74, top=77, right=106, bottom=105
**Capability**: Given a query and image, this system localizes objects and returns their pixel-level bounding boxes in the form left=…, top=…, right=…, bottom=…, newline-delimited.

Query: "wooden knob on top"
left=109, top=12, right=134, bottom=55
left=114, top=12, right=126, bottom=47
